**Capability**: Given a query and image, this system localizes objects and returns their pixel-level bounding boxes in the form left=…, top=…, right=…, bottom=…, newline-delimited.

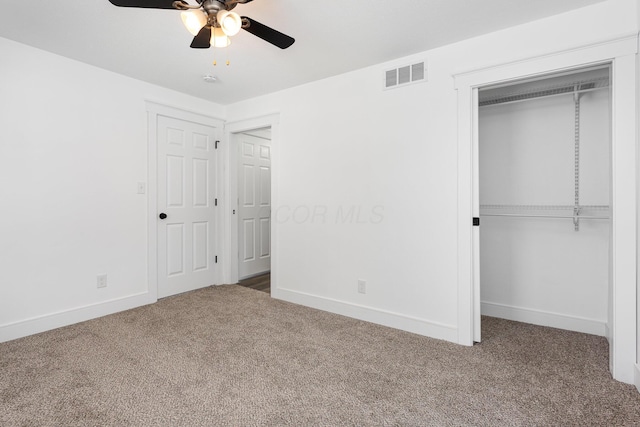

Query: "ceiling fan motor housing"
left=203, top=0, right=232, bottom=15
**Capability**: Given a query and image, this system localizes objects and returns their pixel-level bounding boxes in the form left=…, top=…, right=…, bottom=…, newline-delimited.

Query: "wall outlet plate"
left=358, top=279, right=366, bottom=294
left=97, top=274, right=107, bottom=288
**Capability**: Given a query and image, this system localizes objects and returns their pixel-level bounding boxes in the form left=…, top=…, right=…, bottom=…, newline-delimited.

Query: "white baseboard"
left=273, top=288, right=458, bottom=343
left=481, top=301, right=606, bottom=336
left=0, top=292, right=154, bottom=343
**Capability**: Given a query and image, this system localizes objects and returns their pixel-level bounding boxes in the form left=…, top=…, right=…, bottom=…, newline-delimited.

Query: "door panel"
left=193, top=159, right=209, bottom=207
left=192, top=221, right=209, bottom=271
left=158, top=115, right=219, bottom=298
left=166, top=155, right=184, bottom=207
left=259, top=218, right=270, bottom=257
left=166, top=223, right=184, bottom=276
left=243, top=164, right=255, bottom=205
left=260, top=166, right=270, bottom=204
left=238, top=132, right=271, bottom=279
left=243, top=219, right=255, bottom=261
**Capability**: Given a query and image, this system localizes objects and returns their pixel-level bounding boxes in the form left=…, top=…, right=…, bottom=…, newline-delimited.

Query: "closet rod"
left=480, top=204, right=609, bottom=211
left=480, top=213, right=609, bottom=220
left=479, top=81, right=608, bottom=107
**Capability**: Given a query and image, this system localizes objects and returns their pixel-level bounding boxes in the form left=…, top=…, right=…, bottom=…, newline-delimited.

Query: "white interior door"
left=157, top=115, right=219, bottom=298
left=238, top=132, right=271, bottom=279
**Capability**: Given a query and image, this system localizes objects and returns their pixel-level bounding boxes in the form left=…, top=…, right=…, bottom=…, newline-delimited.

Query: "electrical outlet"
left=97, top=274, right=107, bottom=289
left=358, top=279, right=366, bottom=294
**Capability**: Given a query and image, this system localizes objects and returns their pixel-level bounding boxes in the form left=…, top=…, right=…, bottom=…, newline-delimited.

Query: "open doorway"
left=235, top=127, right=272, bottom=293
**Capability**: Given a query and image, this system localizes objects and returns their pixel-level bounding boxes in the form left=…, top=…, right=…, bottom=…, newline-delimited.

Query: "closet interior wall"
left=478, top=67, right=611, bottom=336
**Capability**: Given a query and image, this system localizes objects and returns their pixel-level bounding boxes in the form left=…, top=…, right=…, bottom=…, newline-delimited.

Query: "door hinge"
left=215, top=140, right=219, bottom=149
left=473, top=217, right=480, bottom=226
left=215, top=255, right=218, bottom=263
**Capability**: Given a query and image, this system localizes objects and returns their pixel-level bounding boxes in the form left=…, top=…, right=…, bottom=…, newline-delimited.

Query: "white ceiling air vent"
left=384, top=61, right=427, bottom=90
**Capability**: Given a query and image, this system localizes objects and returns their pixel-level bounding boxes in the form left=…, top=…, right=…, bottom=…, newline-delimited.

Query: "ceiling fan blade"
left=241, top=16, right=295, bottom=49
left=191, top=26, right=212, bottom=48
left=107, top=0, right=187, bottom=8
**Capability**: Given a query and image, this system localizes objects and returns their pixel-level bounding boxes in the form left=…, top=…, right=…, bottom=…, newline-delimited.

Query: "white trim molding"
left=481, top=302, right=607, bottom=336
left=276, top=288, right=458, bottom=343
left=0, top=292, right=151, bottom=343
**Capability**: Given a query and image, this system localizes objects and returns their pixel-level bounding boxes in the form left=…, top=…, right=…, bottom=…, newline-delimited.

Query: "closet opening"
left=476, top=64, right=611, bottom=340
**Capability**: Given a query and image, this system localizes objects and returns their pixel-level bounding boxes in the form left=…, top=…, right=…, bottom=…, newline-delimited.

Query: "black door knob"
left=159, top=213, right=167, bottom=220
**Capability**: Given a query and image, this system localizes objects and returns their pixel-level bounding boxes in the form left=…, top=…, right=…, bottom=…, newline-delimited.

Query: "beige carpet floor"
left=1, top=285, right=639, bottom=426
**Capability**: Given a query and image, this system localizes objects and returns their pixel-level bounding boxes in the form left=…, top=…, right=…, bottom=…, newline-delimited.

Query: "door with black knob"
left=157, top=114, right=222, bottom=298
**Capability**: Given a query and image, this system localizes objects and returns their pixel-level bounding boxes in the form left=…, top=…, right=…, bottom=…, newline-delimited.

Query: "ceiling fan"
left=107, top=0, right=295, bottom=49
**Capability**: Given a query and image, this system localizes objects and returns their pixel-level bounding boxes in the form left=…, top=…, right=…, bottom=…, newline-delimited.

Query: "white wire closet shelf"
left=478, top=76, right=609, bottom=107
left=479, top=204, right=610, bottom=220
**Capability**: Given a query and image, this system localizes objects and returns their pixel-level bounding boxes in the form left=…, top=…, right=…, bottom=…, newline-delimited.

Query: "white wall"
left=0, top=37, right=225, bottom=341
left=227, top=0, right=638, bottom=347
left=479, top=85, right=610, bottom=335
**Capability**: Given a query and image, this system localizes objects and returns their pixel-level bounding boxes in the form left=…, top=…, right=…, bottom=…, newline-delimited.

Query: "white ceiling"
left=0, top=0, right=607, bottom=105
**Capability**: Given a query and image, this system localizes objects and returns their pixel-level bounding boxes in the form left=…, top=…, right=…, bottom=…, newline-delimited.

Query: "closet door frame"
left=453, top=34, right=637, bottom=384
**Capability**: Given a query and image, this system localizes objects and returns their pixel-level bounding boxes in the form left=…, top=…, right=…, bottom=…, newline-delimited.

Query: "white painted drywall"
left=226, top=0, right=638, bottom=346
left=0, top=37, right=225, bottom=341
left=478, top=87, right=610, bottom=335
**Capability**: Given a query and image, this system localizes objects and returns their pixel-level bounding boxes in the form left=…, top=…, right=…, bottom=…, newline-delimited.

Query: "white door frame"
left=222, top=114, right=280, bottom=291
left=453, top=35, right=637, bottom=384
left=146, top=101, right=225, bottom=302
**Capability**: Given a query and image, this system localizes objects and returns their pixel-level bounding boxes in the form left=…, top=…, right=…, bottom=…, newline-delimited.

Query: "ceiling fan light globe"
left=217, top=10, right=241, bottom=36
left=210, top=27, right=231, bottom=47
left=181, top=10, right=207, bottom=36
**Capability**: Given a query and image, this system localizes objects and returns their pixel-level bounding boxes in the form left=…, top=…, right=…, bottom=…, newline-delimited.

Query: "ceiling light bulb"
left=181, top=10, right=207, bottom=36
left=210, top=27, right=231, bottom=47
left=217, top=10, right=241, bottom=36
